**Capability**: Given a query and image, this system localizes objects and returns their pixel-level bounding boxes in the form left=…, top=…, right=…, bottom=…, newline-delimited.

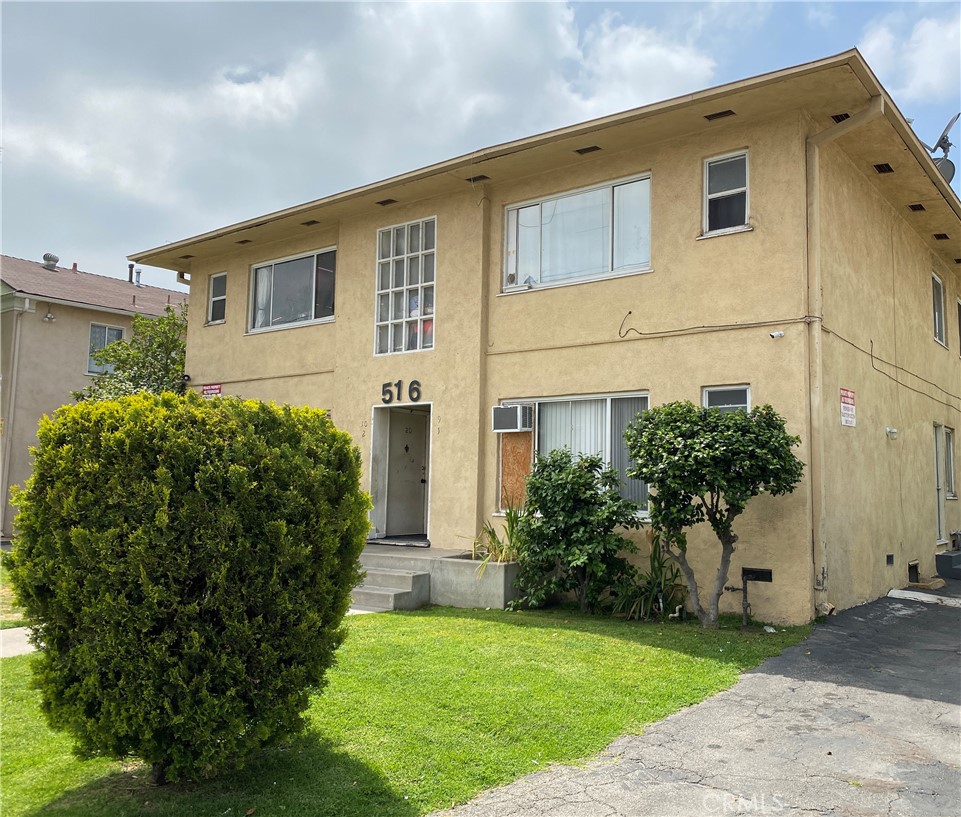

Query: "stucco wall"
left=0, top=302, right=135, bottom=536
left=817, top=142, right=961, bottom=611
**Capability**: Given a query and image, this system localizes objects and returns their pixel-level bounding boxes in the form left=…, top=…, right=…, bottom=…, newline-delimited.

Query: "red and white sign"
left=840, top=387, right=856, bottom=427
left=202, top=383, right=222, bottom=399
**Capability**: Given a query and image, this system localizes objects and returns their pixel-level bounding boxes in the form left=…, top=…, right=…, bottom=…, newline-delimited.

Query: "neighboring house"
left=0, top=254, right=188, bottom=538
left=130, top=50, right=960, bottom=624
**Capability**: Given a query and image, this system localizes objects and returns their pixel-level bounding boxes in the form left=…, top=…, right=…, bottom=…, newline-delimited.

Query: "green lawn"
left=0, top=555, right=28, bottom=630
left=1, top=607, right=809, bottom=817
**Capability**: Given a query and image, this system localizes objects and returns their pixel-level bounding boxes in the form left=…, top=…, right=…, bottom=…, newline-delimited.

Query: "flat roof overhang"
left=131, top=49, right=961, bottom=273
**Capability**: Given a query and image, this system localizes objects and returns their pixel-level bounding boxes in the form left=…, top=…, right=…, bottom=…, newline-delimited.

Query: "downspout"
left=804, top=95, right=884, bottom=613
left=1, top=298, right=29, bottom=537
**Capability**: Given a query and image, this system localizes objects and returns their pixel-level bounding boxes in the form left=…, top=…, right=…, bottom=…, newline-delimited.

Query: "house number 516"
left=381, top=380, right=422, bottom=404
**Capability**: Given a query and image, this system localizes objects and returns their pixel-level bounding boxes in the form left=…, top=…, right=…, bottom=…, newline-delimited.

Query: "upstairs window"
left=703, top=385, right=750, bottom=413
left=88, top=324, right=123, bottom=374
left=504, top=176, right=651, bottom=290
left=932, top=273, right=945, bottom=345
left=208, top=273, right=226, bottom=324
left=704, top=152, right=748, bottom=234
left=250, top=248, right=336, bottom=331
left=375, top=217, right=435, bottom=354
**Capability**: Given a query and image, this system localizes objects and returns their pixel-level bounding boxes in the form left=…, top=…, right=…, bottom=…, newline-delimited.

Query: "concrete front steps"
left=351, top=557, right=432, bottom=612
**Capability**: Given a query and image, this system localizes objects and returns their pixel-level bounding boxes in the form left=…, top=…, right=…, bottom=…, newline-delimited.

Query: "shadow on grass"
left=386, top=605, right=810, bottom=668
left=25, top=731, right=418, bottom=817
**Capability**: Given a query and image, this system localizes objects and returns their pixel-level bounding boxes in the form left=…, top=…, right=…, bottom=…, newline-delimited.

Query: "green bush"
left=8, top=392, right=370, bottom=783
left=512, top=450, right=641, bottom=613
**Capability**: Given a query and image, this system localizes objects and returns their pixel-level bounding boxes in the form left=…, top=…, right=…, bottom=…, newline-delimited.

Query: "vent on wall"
left=831, top=113, right=851, bottom=123
left=873, top=163, right=895, bottom=174
left=704, top=109, right=736, bottom=121
left=465, top=174, right=490, bottom=183
left=933, top=233, right=950, bottom=241
left=907, top=203, right=926, bottom=212
left=492, top=404, right=534, bottom=433
left=574, top=145, right=602, bottom=155
left=376, top=198, right=398, bottom=206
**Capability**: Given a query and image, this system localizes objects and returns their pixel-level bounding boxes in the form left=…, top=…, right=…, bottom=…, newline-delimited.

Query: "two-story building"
left=131, top=50, right=961, bottom=624
left=1, top=255, right=188, bottom=539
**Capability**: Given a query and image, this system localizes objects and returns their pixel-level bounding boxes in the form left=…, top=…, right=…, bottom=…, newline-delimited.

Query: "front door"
left=385, top=407, right=429, bottom=536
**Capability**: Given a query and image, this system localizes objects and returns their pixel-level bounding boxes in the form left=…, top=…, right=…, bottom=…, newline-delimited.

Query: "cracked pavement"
left=432, top=586, right=961, bottom=817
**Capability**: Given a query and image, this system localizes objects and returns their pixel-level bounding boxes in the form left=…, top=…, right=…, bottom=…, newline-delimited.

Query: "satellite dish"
left=922, top=112, right=960, bottom=181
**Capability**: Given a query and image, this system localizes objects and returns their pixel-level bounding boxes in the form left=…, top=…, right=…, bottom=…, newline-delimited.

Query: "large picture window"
left=504, top=176, right=651, bottom=290
left=88, top=324, right=123, bottom=374
left=375, top=217, right=435, bottom=354
left=250, top=248, right=335, bottom=330
left=704, top=152, right=748, bottom=234
left=535, top=393, right=648, bottom=506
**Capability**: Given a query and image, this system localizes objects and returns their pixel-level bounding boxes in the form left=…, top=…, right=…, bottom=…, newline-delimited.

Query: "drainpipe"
left=1, top=298, right=29, bottom=537
left=804, top=95, right=884, bottom=613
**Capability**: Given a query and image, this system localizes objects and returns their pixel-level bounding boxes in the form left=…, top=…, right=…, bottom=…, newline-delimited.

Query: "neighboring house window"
left=703, top=385, right=750, bottom=413
left=88, top=324, right=123, bottom=374
left=704, top=151, right=748, bottom=234
left=946, top=428, right=956, bottom=498
left=375, top=217, right=435, bottom=354
left=250, top=248, right=336, bottom=330
left=504, top=175, right=651, bottom=290
left=535, top=393, right=648, bottom=506
left=932, top=273, right=945, bottom=345
left=208, top=273, right=226, bottom=323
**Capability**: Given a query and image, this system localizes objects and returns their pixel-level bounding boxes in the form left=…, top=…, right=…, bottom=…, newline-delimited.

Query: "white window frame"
left=521, top=391, right=650, bottom=509
left=247, top=246, right=336, bottom=333
left=946, top=427, right=956, bottom=499
left=207, top=272, right=226, bottom=325
left=702, top=384, right=751, bottom=413
left=956, top=299, right=961, bottom=358
left=503, top=173, right=652, bottom=292
left=87, top=322, right=124, bottom=375
left=374, top=216, right=437, bottom=356
left=702, top=150, right=750, bottom=236
left=932, top=272, right=946, bottom=346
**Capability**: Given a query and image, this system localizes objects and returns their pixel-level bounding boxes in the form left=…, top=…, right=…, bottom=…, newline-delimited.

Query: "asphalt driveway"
left=433, top=585, right=961, bottom=817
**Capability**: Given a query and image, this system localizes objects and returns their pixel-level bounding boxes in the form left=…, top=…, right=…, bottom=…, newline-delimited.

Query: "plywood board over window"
left=500, top=431, right=533, bottom=509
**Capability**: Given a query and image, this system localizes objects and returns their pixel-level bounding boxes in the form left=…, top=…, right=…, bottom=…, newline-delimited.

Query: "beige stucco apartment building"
left=131, top=51, right=961, bottom=624
left=0, top=255, right=188, bottom=538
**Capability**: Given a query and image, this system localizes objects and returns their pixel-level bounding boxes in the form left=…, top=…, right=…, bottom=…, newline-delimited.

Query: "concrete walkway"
left=432, top=586, right=961, bottom=817
left=1, top=626, right=34, bottom=658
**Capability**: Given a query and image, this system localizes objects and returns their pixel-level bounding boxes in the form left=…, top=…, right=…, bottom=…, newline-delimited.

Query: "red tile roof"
left=1, top=255, right=187, bottom=316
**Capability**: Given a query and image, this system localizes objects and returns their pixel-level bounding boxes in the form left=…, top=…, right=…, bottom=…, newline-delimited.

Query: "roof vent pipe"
left=41, top=253, right=59, bottom=270
left=134, top=268, right=143, bottom=287
left=128, top=263, right=134, bottom=283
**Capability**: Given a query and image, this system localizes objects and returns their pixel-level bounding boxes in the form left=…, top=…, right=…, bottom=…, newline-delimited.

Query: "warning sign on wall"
left=202, top=383, right=222, bottom=399
left=840, top=387, right=856, bottom=427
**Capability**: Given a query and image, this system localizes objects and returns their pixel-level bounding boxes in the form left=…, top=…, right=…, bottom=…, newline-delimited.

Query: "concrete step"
left=351, top=582, right=429, bottom=612
left=361, top=566, right=430, bottom=593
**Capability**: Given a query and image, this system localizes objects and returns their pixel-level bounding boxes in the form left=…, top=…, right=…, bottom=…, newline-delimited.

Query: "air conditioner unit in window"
left=492, top=404, right=534, bottom=433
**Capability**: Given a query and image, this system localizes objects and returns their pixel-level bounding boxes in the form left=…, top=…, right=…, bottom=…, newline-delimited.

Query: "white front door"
left=385, top=408, right=429, bottom=536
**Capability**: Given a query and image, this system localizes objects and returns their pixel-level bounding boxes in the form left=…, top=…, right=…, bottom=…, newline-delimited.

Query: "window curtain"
left=611, top=396, right=648, bottom=506
left=254, top=267, right=272, bottom=329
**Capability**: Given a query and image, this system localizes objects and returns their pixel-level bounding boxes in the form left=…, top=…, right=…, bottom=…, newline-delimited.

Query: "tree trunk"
left=663, top=545, right=708, bottom=626
left=705, top=535, right=737, bottom=629
left=151, top=761, right=168, bottom=786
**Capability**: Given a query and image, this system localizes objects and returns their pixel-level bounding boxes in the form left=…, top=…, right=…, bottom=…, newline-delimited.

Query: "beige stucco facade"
left=133, top=51, right=961, bottom=625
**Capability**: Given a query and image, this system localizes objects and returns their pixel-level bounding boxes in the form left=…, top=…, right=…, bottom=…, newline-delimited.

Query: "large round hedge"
left=9, top=392, right=370, bottom=782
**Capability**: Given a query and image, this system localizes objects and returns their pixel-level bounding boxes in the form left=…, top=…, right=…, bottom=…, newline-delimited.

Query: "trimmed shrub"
left=512, top=450, right=641, bottom=612
left=8, top=392, right=370, bottom=782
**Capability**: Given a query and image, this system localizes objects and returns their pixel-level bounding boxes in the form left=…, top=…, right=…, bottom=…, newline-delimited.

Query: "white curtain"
left=254, top=267, right=272, bottom=328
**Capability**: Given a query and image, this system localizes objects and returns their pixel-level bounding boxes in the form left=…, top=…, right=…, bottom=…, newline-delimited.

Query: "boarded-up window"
left=500, top=431, right=533, bottom=509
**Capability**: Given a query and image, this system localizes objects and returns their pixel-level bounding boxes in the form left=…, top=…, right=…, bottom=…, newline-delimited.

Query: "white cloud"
left=859, top=11, right=961, bottom=104
left=805, top=4, right=836, bottom=30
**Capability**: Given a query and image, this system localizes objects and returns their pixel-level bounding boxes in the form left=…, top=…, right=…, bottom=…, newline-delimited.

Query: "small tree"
left=9, top=393, right=370, bottom=782
left=73, top=303, right=187, bottom=400
left=624, top=402, right=804, bottom=629
left=513, top=449, right=641, bottom=612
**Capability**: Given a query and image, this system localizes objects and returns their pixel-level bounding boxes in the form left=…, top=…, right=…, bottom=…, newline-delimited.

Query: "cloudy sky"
left=3, top=1, right=960, bottom=290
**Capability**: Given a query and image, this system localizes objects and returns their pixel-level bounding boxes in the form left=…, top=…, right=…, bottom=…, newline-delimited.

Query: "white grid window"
left=88, top=324, right=123, bottom=374
left=946, top=428, right=956, bottom=498
left=208, top=273, right=226, bottom=323
left=505, top=176, right=651, bottom=290
left=704, top=152, right=748, bottom=233
left=375, top=217, right=435, bottom=354
left=535, top=393, right=648, bottom=507
left=932, top=273, right=946, bottom=345
left=703, top=385, right=750, bottom=413
left=250, top=248, right=335, bottom=331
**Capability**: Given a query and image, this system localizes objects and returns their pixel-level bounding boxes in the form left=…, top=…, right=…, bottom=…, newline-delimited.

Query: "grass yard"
left=1, top=606, right=809, bottom=817
left=0, top=555, right=28, bottom=630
